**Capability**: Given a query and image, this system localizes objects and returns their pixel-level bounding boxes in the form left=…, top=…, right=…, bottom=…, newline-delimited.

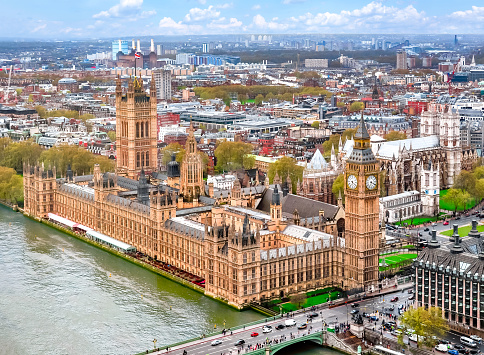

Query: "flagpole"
left=135, top=56, right=137, bottom=77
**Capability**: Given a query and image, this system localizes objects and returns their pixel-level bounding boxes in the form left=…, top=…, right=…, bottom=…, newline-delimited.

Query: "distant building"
left=396, top=50, right=407, bottom=70
left=379, top=191, right=423, bottom=224
left=112, top=40, right=129, bottom=61
left=58, top=78, right=78, bottom=92
left=202, top=43, right=209, bottom=53
left=304, top=59, right=328, bottom=69
left=153, top=69, right=172, bottom=101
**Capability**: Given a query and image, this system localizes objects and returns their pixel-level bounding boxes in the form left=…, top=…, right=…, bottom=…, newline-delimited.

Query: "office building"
left=153, top=69, right=172, bottom=101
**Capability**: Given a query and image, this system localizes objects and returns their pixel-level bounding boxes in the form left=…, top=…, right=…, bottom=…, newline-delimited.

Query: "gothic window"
left=145, top=122, right=149, bottom=138
left=141, top=152, right=145, bottom=167
left=252, top=251, right=255, bottom=262
left=243, top=253, right=247, bottom=264
left=136, top=123, right=139, bottom=138
left=425, top=174, right=429, bottom=186
left=140, top=121, right=144, bottom=137
left=137, top=153, right=140, bottom=168
left=146, top=152, right=149, bottom=167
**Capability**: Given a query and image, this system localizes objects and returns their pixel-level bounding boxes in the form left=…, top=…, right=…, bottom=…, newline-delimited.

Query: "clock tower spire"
left=344, top=111, right=380, bottom=292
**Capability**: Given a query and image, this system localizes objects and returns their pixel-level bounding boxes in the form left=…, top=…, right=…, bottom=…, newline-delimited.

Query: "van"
left=285, top=319, right=296, bottom=327
left=435, top=344, right=449, bottom=352
left=460, top=336, right=478, bottom=348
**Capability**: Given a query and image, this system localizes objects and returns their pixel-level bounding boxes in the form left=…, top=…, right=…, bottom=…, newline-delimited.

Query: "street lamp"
left=153, top=338, right=157, bottom=349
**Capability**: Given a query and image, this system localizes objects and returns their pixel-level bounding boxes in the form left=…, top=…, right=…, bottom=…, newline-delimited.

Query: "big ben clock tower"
left=344, top=112, right=380, bottom=292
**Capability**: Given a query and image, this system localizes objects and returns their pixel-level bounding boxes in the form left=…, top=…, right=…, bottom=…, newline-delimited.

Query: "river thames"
left=0, top=205, right=340, bottom=355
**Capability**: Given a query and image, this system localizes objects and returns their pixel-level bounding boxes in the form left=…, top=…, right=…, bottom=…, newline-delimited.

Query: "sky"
left=3, top=0, right=484, bottom=39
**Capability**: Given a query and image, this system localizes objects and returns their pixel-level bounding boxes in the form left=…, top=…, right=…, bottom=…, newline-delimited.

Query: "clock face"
left=347, top=175, right=358, bottom=189
left=366, top=175, right=377, bottom=190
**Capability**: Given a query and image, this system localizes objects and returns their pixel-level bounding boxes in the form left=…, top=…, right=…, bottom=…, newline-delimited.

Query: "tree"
left=474, top=166, right=484, bottom=180
left=290, top=293, right=307, bottom=309
left=311, top=121, right=320, bottom=129
left=349, top=101, right=364, bottom=112
left=475, top=179, right=484, bottom=201
left=268, top=156, right=304, bottom=193
left=1, top=140, right=43, bottom=172
left=0, top=166, right=23, bottom=204
left=385, top=131, right=407, bottom=141
left=107, top=131, right=116, bottom=142
left=342, top=128, right=357, bottom=141
left=454, top=170, right=477, bottom=195
left=238, top=94, right=248, bottom=104
left=332, top=174, right=345, bottom=204
left=242, top=155, right=256, bottom=170
left=398, top=307, right=448, bottom=348
left=254, top=94, right=264, bottom=106
left=214, top=141, right=254, bottom=172
left=160, top=143, right=185, bottom=166
left=322, top=134, right=340, bottom=158
left=442, top=188, right=471, bottom=215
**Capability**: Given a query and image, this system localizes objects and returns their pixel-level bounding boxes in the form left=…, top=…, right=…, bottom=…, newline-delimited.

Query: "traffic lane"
left=163, top=312, right=326, bottom=355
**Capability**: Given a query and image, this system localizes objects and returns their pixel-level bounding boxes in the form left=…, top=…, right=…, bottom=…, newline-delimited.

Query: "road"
left=154, top=287, right=484, bottom=355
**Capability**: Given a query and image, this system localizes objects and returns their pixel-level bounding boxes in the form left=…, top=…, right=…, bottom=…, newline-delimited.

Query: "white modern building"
left=207, top=174, right=237, bottom=190
left=153, top=69, right=172, bottom=101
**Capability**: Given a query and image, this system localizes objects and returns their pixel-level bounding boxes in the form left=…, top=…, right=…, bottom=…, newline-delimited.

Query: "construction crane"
left=5, top=65, right=13, bottom=104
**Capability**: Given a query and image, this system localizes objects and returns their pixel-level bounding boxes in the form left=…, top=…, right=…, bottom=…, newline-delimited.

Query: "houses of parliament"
left=23, top=75, right=380, bottom=308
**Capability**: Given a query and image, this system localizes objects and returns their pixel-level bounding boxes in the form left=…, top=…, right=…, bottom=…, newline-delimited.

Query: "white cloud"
left=252, top=4, right=260, bottom=10
left=252, top=14, right=290, bottom=30
left=158, top=16, right=203, bottom=34
left=140, top=10, right=157, bottom=17
left=198, top=0, right=206, bottom=3
left=282, top=0, right=305, bottom=4
left=184, top=5, right=221, bottom=22
left=207, top=17, right=242, bottom=29
left=31, top=24, right=46, bottom=33
left=93, top=0, right=143, bottom=18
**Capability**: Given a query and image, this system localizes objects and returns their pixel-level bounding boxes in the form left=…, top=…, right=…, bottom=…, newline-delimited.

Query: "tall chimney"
left=137, top=39, right=141, bottom=53
left=132, top=39, right=136, bottom=50
left=150, top=39, right=155, bottom=53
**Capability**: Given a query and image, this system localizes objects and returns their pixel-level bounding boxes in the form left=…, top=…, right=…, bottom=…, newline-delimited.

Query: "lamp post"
left=153, top=338, right=157, bottom=349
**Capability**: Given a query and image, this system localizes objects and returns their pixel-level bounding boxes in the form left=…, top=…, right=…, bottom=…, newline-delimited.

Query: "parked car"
left=449, top=350, right=460, bottom=355
left=436, top=344, right=450, bottom=352
left=454, top=345, right=465, bottom=351
left=250, top=332, right=259, bottom=337
left=234, top=339, right=245, bottom=346
left=469, top=350, right=480, bottom=355
left=211, top=340, right=222, bottom=346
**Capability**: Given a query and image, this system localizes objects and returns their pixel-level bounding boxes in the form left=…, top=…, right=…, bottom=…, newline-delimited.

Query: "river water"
left=0, top=206, right=341, bottom=355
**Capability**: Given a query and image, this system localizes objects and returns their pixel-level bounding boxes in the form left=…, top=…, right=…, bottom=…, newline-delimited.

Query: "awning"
left=47, top=213, right=77, bottom=229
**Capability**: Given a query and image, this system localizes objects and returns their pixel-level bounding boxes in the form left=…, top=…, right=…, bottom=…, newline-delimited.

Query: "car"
left=211, top=340, right=222, bottom=346
left=234, top=339, right=245, bottom=346
left=444, top=221, right=449, bottom=225
left=424, top=228, right=430, bottom=231
left=250, top=332, right=259, bottom=337
left=262, top=327, right=272, bottom=334
left=309, top=312, right=319, bottom=318
left=409, top=294, right=414, bottom=300
left=275, top=324, right=285, bottom=330
left=470, top=336, right=482, bottom=344
left=391, top=297, right=399, bottom=302
left=466, top=213, right=470, bottom=217
left=388, top=305, right=395, bottom=311
left=350, top=309, right=359, bottom=314
left=392, top=329, right=403, bottom=336
left=369, top=315, right=379, bottom=321
left=436, top=344, right=450, bottom=352
left=408, top=289, right=414, bottom=294
left=469, top=350, right=480, bottom=355
left=298, top=323, right=308, bottom=329
left=285, top=319, right=296, bottom=327
left=454, top=345, right=466, bottom=351
left=351, top=303, right=359, bottom=308
left=449, top=350, right=460, bottom=355
left=456, top=217, right=461, bottom=220
left=458, top=349, right=470, bottom=355
left=440, top=340, right=452, bottom=345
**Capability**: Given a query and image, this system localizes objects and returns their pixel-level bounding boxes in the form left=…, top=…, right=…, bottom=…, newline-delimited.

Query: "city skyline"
left=2, top=1, right=484, bottom=39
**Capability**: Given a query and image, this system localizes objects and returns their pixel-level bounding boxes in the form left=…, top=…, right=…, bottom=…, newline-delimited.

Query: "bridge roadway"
left=151, top=286, right=414, bottom=355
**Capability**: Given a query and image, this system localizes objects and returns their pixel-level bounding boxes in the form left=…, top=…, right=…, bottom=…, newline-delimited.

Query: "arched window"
left=145, top=122, right=149, bottom=138
left=141, top=152, right=145, bottom=167
left=136, top=123, right=139, bottom=138
left=146, top=151, right=149, bottom=167
left=140, top=121, right=144, bottom=138
left=137, top=153, right=140, bottom=168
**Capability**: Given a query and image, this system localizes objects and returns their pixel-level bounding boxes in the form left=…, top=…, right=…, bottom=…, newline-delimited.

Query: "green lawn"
left=276, top=290, right=341, bottom=313
left=380, top=253, right=418, bottom=265
left=441, top=224, right=484, bottom=238
left=440, top=189, right=478, bottom=211
left=402, top=245, right=415, bottom=249
left=395, top=216, right=441, bottom=226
